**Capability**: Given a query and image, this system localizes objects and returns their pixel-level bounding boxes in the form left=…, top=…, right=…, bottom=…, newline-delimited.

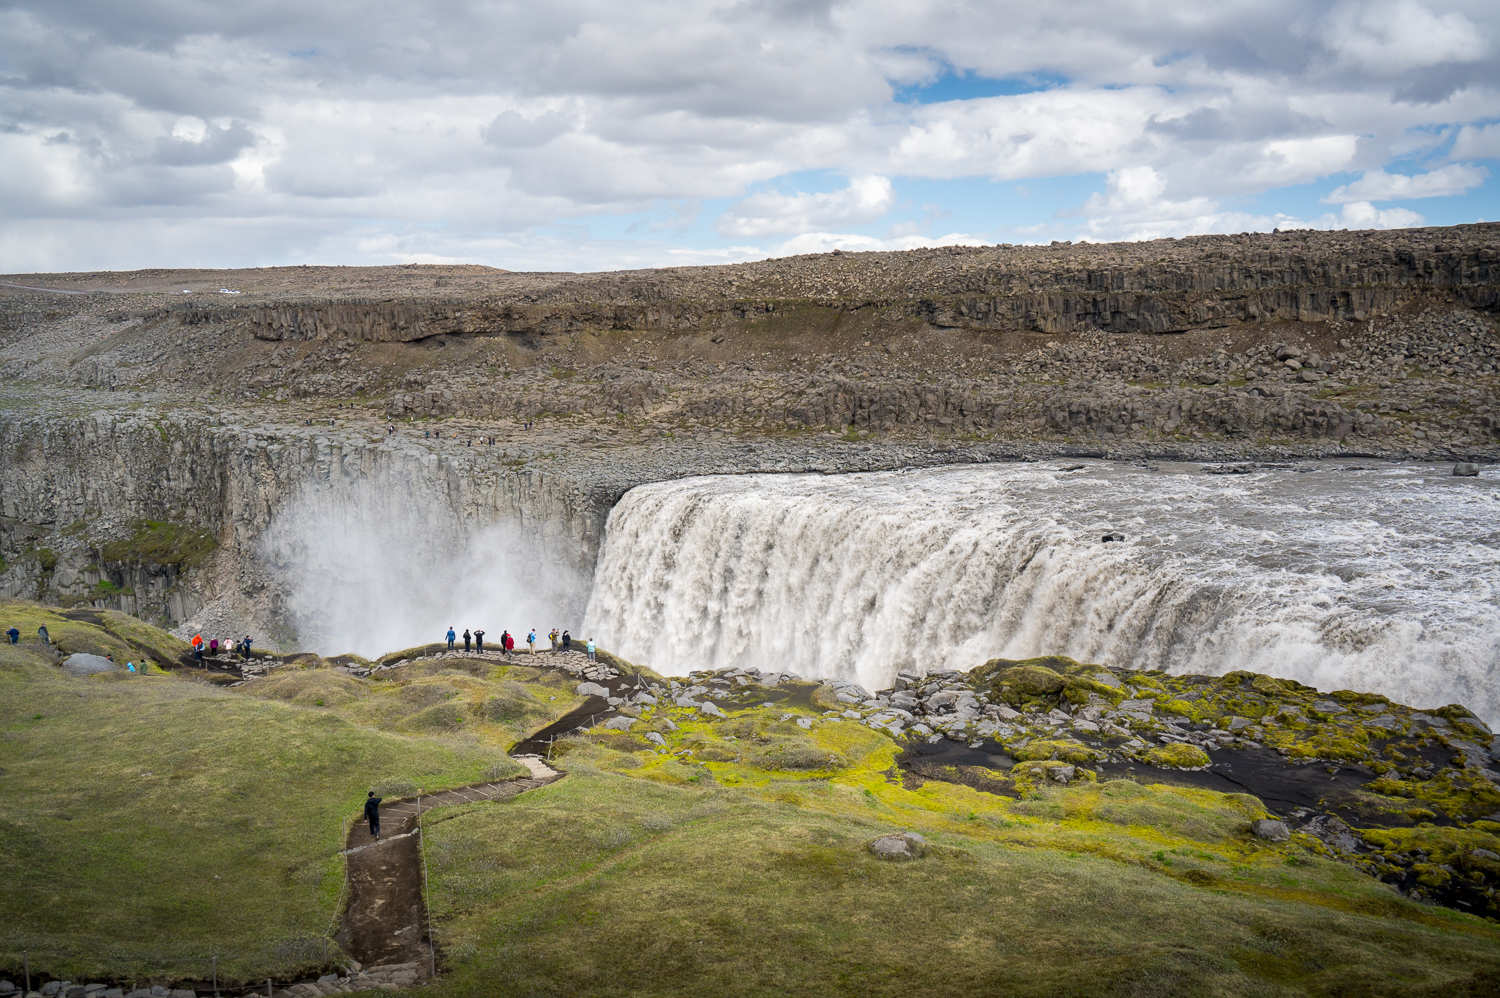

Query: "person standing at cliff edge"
left=463, top=628, right=472, bottom=653
left=561, top=630, right=571, bottom=653
left=586, top=637, right=596, bottom=662
left=446, top=627, right=456, bottom=651
left=365, top=791, right=382, bottom=840
left=527, top=629, right=536, bottom=654
left=474, top=629, right=485, bottom=653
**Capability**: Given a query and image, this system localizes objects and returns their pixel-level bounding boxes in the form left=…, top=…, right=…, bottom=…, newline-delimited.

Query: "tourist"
left=126, top=662, right=135, bottom=673
left=586, top=637, right=596, bottom=662
left=446, top=626, right=456, bottom=651
left=549, top=628, right=559, bottom=652
left=192, top=633, right=204, bottom=662
left=209, top=638, right=219, bottom=655
left=241, top=635, right=253, bottom=661
left=6, top=626, right=18, bottom=644
left=474, top=629, right=485, bottom=653
left=561, top=630, right=571, bottom=653
left=365, top=791, right=382, bottom=840
left=463, top=628, right=472, bottom=653
left=503, top=631, right=514, bottom=659
left=527, top=629, right=536, bottom=654
left=37, top=625, right=49, bottom=645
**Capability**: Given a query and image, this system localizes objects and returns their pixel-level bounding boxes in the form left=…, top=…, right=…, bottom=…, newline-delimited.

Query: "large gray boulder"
left=870, top=831, right=927, bottom=860
left=575, top=681, right=610, bottom=697
left=602, top=716, right=637, bottom=731
left=61, top=654, right=119, bottom=677
left=1251, top=818, right=1291, bottom=842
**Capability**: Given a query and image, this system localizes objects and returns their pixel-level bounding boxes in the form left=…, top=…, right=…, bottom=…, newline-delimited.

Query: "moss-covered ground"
left=6, top=600, right=1500, bottom=995
left=0, top=606, right=575, bottom=985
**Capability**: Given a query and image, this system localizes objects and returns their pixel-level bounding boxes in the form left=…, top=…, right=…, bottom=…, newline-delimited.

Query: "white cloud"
left=1451, top=123, right=1500, bottom=160
left=1321, top=1, right=1488, bottom=73
left=0, top=0, right=1494, bottom=271
left=1325, top=163, right=1489, bottom=202
left=716, top=176, right=895, bottom=237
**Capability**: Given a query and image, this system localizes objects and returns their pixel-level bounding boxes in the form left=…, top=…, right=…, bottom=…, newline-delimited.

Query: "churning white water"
left=583, top=462, right=1500, bottom=722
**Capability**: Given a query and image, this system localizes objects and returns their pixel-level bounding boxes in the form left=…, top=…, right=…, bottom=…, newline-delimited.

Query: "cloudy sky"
left=2, top=0, right=1498, bottom=273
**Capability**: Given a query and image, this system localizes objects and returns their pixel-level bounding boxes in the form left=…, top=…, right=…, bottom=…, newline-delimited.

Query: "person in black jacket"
left=365, top=791, right=382, bottom=839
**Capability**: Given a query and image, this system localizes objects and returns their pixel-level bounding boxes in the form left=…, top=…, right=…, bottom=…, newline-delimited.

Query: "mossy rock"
left=752, top=742, right=848, bottom=771
left=100, top=520, right=218, bottom=568
left=1011, top=760, right=1096, bottom=784
left=1012, top=738, right=1100, bottom=764
left=405, top=702, right=467, bottom=732
left=1061, top=676, right=1126, bottom=707
left=979, top=664, right=1066, bottom=701
left=1143, top=743, right=1211, bottom=769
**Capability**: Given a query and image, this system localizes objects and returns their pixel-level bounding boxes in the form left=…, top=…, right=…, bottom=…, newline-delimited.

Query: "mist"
left=260, top=470, right=589, bottom=658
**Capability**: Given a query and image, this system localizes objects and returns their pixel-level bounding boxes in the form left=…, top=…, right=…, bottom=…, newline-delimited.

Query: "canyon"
left=0, top=223, right=1497, bottom=660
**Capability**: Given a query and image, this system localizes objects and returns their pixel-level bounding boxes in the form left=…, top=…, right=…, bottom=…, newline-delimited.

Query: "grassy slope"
left=417, top=700, right=1500, bottom=998
left=0, top=611, right=583, bottom=984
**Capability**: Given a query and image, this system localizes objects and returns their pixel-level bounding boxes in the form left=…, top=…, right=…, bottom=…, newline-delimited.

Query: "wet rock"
left=1251, top=819, right=1291, bottom=842
left=1453, top=463, right=1480, bottom=476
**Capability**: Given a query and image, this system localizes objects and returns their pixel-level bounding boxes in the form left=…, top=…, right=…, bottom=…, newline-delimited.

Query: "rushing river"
left=582, top=461, right=1500, bottom=722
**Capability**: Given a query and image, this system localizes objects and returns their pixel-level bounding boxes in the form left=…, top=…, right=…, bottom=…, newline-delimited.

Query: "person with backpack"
left=446, top=627, right=457, bottom=651
left=365, top=791, right=382, bottom=840
left=527, top=629, right=536, bottom=654
left=37, top=625, right=50, bottom=645
left=463, top=628, right=472, bottom=653
left=6, top=626, right=18, bottom=644
left=474, top=629, right=485, bottom=653
left=549, top=628, right=559, bottom=652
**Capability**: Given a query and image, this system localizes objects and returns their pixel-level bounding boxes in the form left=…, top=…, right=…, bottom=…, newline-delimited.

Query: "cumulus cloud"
left=1325, top=163, right=1489, bottom=202
left=0, top=0, right=1494, bottom=271
left=715, top=175, right=895, bottom=237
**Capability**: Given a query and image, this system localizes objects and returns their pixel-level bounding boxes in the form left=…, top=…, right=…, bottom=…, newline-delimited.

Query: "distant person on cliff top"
left=474, top=629, right=485, bottom=653
left=365, top=791, right=382, bottom=840
left=6, top=626, right=18, bottom=644
left=527, top=630, right=536, bottom=654
left=446, top=627, right=456, bottom=650
left=463, top=629, right=472, bottom=653
left=561, top=630, right=571, bottom=653
left=586, top=638, right=596, bottom=662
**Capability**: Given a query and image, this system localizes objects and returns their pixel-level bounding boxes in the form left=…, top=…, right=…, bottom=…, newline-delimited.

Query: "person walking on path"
left=527, top=629, right=536, bottom=654
left=192, top=633, right=204, bottom=662
left=586, top=637, right=596, bottom=662
left=463, top=629, right=472, bottom=653
left=503, top=631, right=514, bottom=660
left=241, top=635, right=253, bottom=661
left=446, top=627, right=456, bottom=651
left=37, top=625, right=50, bottom=646
left=6, top=626, right=18, bottom=645
left=561, top=630, right=571, bottom=653
left=209, top=638, right=219, bottom=655
left=365, top=791, right=382, bottom=840
left=474, top=629, right=485, bottom=653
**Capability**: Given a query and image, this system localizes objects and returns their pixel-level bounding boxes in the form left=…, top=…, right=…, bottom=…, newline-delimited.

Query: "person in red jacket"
left=503, top=630, right=515, bottom=660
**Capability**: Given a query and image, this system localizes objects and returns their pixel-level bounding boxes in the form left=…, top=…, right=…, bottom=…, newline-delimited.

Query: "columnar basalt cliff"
left=0, top=224, right=1497, bottom=645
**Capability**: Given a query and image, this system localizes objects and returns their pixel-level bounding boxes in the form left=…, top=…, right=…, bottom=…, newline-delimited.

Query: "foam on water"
left=582, top=462, right=1500, bottom=722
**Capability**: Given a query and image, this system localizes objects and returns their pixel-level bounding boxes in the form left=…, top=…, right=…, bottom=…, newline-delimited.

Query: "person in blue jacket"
left=446, top=626, right=456, bottom=650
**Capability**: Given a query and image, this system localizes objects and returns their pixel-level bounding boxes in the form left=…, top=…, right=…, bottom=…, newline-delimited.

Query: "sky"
left=1, top=0, right=1498, bottom=274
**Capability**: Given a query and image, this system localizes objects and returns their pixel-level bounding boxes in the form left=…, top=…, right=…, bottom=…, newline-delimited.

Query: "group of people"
left=6, top=624, right=45, bottom=645
left=189, top=633, right=255, bottom=662
left=445, top=626, right=596, bottom=661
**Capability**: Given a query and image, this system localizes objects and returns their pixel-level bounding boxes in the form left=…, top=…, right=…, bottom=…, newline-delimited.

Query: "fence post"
left=267, top=979, right=273, bottom=998
left=23, top=950, right=29, bottom=994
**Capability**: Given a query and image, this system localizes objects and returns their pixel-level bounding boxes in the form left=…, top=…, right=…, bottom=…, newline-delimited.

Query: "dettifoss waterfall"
left=582, top=462, right=1500, bottom=723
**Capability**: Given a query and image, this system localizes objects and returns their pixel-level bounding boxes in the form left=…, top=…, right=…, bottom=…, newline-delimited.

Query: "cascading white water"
left=582, top=462, right=1500, bottom=723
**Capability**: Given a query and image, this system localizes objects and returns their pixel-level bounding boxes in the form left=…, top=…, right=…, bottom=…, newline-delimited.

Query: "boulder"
left=1453, top=463, right=1480, bottom=477
left=575, top=681, right=609, bottom=697
left=700, top=701, right=726, bottom=718
left=602, top=716, right=636, bottom=731
left=61, top=653, right=119, bottom=677
left=796, top=717, right=813, bottom=729
left=1251, top=818, right=1291, bottom=842
left=646, top=731, right=666, bottom=746
left=870, top=831, right=927, bottom=860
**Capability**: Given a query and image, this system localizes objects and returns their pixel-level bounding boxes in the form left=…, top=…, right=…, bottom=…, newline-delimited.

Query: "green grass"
left=100, top=520, right=218, bottom=569
left=0, top=612, right=554, bottom=984
left=419, top=769, right=1500, bottom=998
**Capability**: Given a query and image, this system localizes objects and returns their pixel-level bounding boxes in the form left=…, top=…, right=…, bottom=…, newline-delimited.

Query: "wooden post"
left=211, top=957, right=217, bottom=997
left=23, top=950, right=29, bottom=994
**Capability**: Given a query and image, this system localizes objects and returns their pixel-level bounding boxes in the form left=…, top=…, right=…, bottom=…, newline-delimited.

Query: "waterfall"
left=583, top=462, right=1500, bottom=722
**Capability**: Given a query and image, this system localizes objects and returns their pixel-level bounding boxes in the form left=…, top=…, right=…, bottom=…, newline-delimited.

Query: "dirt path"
left=335, top=756, right=560, bottom=974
